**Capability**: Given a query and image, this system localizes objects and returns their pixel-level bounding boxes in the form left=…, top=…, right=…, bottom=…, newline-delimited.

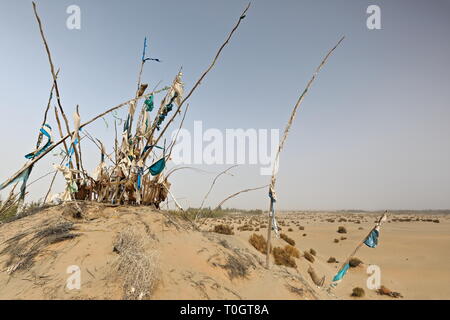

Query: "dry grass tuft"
left=0, top=219, right=79, bottom=274
left=280, top=233, right=295, bottom=246
left=377, top=285, right=403, bottom=298
left=284, top=245, right=300, bottom=258
left=337, top=226, right=347, bottom=234
left=351, top=287, right=365, bottom=297
left=303, top=251, right=315, bottom=263
left=249, top=233, right=270, bottom=254
left=309, top=248, right=316, bottom=256
left=213, top=224, right=234, bottom=235
left=349, top=257, right=363, bottom=268
left=221, top=254, right=251, bottom=279
left=272, top=247, right=297, bottom=268
left=327, top=257, right=337, bottom=263
left=112, top=228, right=160, bottom=300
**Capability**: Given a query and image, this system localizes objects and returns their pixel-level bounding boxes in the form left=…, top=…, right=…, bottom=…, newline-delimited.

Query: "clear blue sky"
left=1, top=0, right=449, bottom=210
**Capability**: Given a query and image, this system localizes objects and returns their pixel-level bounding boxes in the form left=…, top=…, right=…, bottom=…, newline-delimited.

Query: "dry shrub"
left=334, top=238, right=339, bottom=243
left=302, top=233, right=307, bottom=237
left=337, top=226, right=347, bottom=234
left=0, top=219, right=79, bottom=274
left=377, top=285, right=403, bottom=298
left=327, top=257, right=337, bottom=263
left=284, top=245, right=300, bottom=258
left=288, top=228, right=293, bottom=232
left=303, top=251, right=315, bottom=263
left=272, top=247, right=296, bottom=268
left=249, top=233, right=270, bottom=254
left=299, top=226, right=305, bottom=230
left=280, top=233, right=295, bottom=246
left=351, top=287, right=365, bottom=297
left=113, top=228, right=160, bottom=300
left=213, top=224, right=234, bottom=235
left=340, top=236, right=347, bottom=240
left=349, top=257, right=363, bottom=268
left=285, top=284, right=303, bottom=296
left=222, top=254, right=250, bottom=279
left=309, top=248, right=316, bottom=256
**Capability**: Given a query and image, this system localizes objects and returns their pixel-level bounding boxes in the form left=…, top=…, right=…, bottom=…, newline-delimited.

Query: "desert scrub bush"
left=302, top=233, right=307, bottom=237
left=249, top=233, right=270, bottom=254
left=303, top=251, right=315, bottom=263
left=327, top=257, right=337, bottom=263
left=337, top=226, right=347, bottom=234
left=0, top=219, right=79, bottom=274
left=349, top=257, right=363, bottom=268
left=334, top=238, right=339, bottom=243
left=288, top=228, right=293, bottom=232
left=340, top=236, right=347, bottom=240
left=351, top=287, right=365, bottom=298
left=113, top=228, right=160, bottom=300
left=284, top=245, right=300, bottom=258
left=299, top=226, right=305, bottom=230
left=272, top=247, right=297, bottom=268
left=221, top=254, right=251, bottom=279
left=309, top=248, right=316, bottom=256
left=280, top=233, right=295, bottom=246
left=213, top=224, right=234, bottom=235
left=377, top=285, right=403, bottom=298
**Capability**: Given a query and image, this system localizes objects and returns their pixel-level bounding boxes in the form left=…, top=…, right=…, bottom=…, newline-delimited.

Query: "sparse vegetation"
left=303, top=251, right=315, bottom=263
left=272, top=247, right=297, bottom=268
left=0, top=219, right=79, bottom=274
left=377, top=285, right=403, bottom=298
left=249, top=233, right=270, bottom=254
left=349, top=257, right=363, bottom=268
left=309, top=248, right=316, bottom=256
left=337, top=226, right=347, bottom=234
left=327, top=257, right=337, bottom=263
left=284, top=245, right=300, bottom=258
left=351, top=287, right=365, bottom=297
left=213, top=224, right=234, bottom=235
left=280, top=233, right=295, bottom=246
left=113, top=228, right=160, bottom=300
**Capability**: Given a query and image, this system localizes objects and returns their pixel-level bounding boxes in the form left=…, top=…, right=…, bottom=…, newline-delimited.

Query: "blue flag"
left=364, top=229, right=379, bottom=248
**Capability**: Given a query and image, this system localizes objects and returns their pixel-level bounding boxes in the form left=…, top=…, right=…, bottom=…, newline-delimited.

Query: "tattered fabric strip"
left=24, top=124, right=53, bottom=160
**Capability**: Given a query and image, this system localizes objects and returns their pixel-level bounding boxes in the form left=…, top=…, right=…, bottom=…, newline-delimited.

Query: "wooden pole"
left=265, top=36, right=345, bottom=269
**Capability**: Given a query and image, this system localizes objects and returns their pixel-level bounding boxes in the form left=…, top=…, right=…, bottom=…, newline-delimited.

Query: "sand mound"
left=0, top=203, right=321, bottom=300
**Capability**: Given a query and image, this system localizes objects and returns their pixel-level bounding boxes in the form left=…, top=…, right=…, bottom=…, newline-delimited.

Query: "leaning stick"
left=196, top=165, right=238, bottom=221
left=0, top=87, right=167, bottom=191
left=265, top=36, right=345, bottom=269
left=141, top=3, right=251, bottom=161
left=36, top=69, right=59, bottom=148
left=32, top=2, right=81, bottom=173
left=214, top=185, right=268, bottom=210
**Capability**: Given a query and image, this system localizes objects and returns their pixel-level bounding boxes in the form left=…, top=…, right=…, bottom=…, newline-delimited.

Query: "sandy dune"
left=0, top=204, right=448, bottom=300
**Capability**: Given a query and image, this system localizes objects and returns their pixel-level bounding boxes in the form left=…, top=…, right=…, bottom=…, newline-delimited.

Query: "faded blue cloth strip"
left=149, top=158, right=166, bottom=176
left=333, top=263, right=350, bottom=282
left=24, top=124, right=53, bottom=159
left=364, top=229, right=379, bottom=248
left=66, top=138, right=79, bottom=167
left=142, top=37, right=147, bottom=62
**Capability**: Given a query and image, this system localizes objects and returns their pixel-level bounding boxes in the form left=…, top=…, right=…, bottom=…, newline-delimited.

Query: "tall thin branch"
left=141, top=3, right=251, bottom=161
left=265, top=36, right=345, bottom=269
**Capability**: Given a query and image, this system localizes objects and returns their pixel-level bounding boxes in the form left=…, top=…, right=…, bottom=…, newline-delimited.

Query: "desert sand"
left=0, top=204, right=449, bottom=300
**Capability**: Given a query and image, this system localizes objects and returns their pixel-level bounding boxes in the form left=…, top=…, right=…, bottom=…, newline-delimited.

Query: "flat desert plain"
left=202, top=211, right=450, bottom=299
